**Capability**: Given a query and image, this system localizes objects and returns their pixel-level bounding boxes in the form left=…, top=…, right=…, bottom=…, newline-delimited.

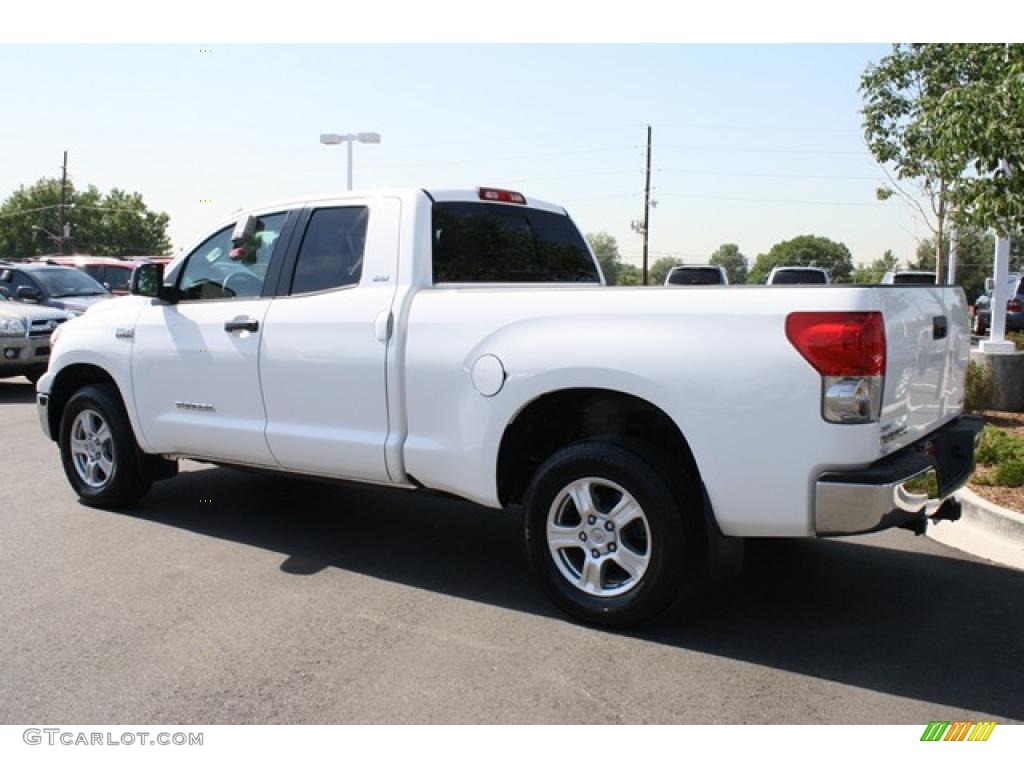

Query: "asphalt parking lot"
left=1, top=377, right=1022, bottom=724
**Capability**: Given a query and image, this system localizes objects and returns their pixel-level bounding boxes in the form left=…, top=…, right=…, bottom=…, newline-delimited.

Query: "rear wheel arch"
left=496, top=387, right=703, bottom=508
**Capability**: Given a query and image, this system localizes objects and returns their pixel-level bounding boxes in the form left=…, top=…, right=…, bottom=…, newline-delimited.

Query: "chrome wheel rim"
left=70, top=409, right=115, bottom=489
left=546, top=477, right=652, bottom=598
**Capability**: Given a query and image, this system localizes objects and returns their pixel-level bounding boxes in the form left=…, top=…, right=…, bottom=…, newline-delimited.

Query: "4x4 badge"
left=115, top=328, right=134, bottom=339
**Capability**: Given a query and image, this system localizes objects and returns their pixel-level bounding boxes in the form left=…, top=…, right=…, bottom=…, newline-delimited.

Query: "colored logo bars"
left=920, top=721, right=997, bottom=742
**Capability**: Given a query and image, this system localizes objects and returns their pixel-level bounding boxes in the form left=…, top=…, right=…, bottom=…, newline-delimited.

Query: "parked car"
left=664, top=265, right=728, bottom=286
left=41, top=255, right=154, bottom=296
left=0, top=262, right=111, bottom=315
left=766, top=266, right=830, bottom=285
left=0, top=293, right=70, bottom=384
left=881, top=270, right=937, bottom=285
left=37, top=187, right=979, bottom=626
left=972, top=273, right=1024, bottom=335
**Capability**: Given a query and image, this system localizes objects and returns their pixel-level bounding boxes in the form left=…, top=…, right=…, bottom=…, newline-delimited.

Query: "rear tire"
left=523, top=441, right=697, bottom=627
left=58, top=383, right=152, bottom=508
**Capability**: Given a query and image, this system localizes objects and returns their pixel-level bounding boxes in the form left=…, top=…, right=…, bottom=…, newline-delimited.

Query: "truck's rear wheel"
left=59, top=384, right=152, bottom=508
left=523, top=441, right=692, bottom=626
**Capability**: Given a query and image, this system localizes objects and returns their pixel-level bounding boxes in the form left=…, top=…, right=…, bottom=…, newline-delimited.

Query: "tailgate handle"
left=933, top=316, right=947, bottom=340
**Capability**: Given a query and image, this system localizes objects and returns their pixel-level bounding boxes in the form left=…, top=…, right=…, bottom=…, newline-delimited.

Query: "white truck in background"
left=37, top=187, right=981, bottom=625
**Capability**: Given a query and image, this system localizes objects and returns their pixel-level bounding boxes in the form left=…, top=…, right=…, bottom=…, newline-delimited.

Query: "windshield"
left=33, top=268, right=109, bottom=297
left=771, top=269, right=827, bottom=285
left=667, top=267, right=724, bottom=285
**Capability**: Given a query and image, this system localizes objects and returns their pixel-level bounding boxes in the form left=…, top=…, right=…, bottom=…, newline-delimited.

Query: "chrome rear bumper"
left=815, top=415, right=983, bottom=536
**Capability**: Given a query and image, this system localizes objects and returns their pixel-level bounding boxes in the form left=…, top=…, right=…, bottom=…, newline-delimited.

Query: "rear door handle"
left=933, top=316, right=948, bottom=340
left=224, top=317, right=259, bottom=333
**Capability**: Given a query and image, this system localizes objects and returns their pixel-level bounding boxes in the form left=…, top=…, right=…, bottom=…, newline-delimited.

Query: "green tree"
left=853, top=249, right=900, bottom=284
left=585, top=232, right=622, bottom=285
left=916, top=230, right=1024, bottom=302
left=747, top=235, right=854, bottom=284
left=861, top=44, right=1024, bottom=278
left=617, top=263, right=642, bottom=286
left=708, top=243, right=748, bottom=284
left=0, top=178, right=171, bottom=259
left=649, top=256, right=679, bottom=286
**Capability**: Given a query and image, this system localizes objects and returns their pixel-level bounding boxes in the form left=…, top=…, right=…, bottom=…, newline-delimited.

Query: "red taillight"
left=1008, top=298, right=1022, bottom=313
left=785, top=312, right=886, bottom=377
left=478, top=187, right=527, bottom=204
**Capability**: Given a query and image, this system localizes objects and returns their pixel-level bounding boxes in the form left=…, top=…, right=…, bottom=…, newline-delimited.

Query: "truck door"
left=131, top=211, right=295, bottom=465
left=258, top=198, right=400, bottom=483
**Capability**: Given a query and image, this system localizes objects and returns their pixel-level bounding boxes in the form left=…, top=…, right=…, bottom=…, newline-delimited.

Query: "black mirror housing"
left=130, top=262, right=171, bottom=301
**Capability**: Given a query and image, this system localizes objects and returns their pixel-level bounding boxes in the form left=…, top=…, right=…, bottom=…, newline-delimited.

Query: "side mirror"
left=15, top=286, right=41, bottom=302
left=231, top=215, right=258, bottom=243
left=130, top=262, right=172, bottom=301
left=985, top=278, right=995, bottom=294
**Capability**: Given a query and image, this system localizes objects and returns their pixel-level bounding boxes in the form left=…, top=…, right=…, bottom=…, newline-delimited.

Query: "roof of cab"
left=226, top=187, right=567, bottom=220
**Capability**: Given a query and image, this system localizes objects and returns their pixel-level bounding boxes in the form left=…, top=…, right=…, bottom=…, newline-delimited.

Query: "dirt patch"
left=968, top=481, right=1024, bottom=513
left=980, top=409, right=1024, bottom=437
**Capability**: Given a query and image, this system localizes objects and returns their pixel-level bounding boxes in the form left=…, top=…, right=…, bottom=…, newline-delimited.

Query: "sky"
left=0, top=44, right=925, bottom=267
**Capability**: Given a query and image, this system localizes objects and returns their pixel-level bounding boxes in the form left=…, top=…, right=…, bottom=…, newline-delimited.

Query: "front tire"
left=59, top=384, right=152, bottom=507
left=523, top=441, right=695, bottom=627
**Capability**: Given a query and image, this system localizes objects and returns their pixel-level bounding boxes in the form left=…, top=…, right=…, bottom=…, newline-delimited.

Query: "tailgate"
left=876, top=285, right=970, bottom=456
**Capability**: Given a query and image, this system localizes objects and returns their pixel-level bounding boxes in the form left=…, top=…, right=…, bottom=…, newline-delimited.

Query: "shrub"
left=964, top=360, right=995, bottom=414
left=1006, top=331, right=1024, bottom=351
left=975, top=426, right=1024, bottom=465
left=994, top=459, right=1024, bottom=486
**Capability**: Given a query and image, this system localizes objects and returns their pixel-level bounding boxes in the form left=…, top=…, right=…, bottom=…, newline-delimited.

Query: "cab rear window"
left=431, top=202, right=600, bottom=284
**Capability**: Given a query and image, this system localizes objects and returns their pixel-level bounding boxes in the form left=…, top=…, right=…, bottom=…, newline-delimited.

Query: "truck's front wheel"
left=59, top=384, right=153, bottom=508
left=523, top=441, right=692, bottom=627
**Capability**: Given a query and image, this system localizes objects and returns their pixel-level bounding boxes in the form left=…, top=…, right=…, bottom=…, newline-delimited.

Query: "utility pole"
left=59, top=150, right=68, bottom=254
left=642, top=125, right=652, bottom=285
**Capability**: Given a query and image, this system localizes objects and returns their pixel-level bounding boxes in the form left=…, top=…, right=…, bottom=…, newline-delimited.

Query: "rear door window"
left=432, top=202, right=599, bottom=284
left=289, top=207, right=369, bottom=295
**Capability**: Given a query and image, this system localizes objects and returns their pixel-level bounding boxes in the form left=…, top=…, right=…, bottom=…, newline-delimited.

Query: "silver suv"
left=0, top=293, right=70, bottom=384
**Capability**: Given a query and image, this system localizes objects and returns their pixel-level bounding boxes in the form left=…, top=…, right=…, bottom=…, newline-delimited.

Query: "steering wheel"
left=221, top=270, right=263, bottom=298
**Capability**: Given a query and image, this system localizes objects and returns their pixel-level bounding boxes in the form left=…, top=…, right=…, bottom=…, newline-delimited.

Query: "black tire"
left=58, top=383, right=152, bottom=508
left=523, top=441, right=697, bottom=627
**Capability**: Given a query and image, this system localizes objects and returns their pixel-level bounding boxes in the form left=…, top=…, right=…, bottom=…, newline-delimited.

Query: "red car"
left=38, top=255, right=162, bottom=295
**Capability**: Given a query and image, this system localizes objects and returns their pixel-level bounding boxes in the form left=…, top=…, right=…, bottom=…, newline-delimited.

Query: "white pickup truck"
left=37, top=187, right=981, bottom=625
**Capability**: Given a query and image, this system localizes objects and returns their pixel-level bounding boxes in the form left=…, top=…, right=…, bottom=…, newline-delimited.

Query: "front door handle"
left=224, top=317, right=259, bottom=333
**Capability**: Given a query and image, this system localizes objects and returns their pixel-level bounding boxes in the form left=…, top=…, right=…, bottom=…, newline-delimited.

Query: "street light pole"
left=980, top=159, right=1015, bottom=354
left=319, top=132, right=381, bottom=191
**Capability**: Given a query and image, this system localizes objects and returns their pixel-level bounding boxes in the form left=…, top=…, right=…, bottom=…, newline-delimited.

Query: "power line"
left=565, top=191, right=645, bottom=203
left=655, top=168, right=881, bottom=181
left=371, top=145, right=640, bottom=170
left=655, top=191, right=886, bottom=207
left=506, top=169, right=640, bottom=183
left=658, top=143, right=869, bottom=156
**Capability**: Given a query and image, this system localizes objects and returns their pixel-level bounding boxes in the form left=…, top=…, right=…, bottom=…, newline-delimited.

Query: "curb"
left=926, top=486, right=1024, bottom=571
